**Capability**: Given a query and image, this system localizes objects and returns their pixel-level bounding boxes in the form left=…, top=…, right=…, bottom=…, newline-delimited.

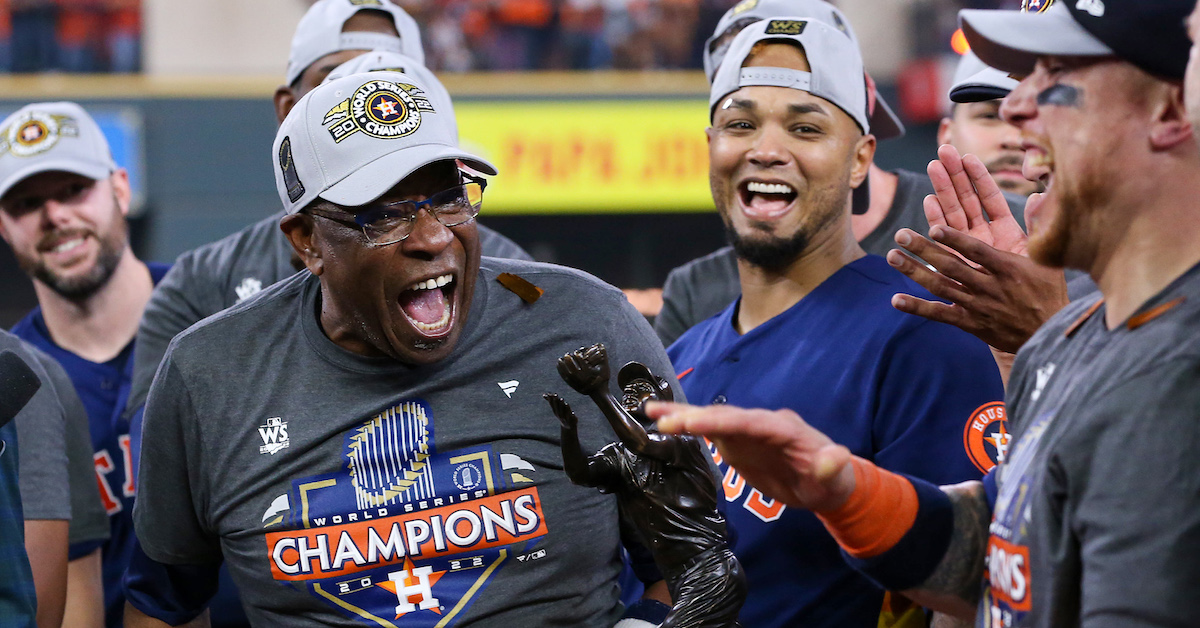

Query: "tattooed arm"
left=903, top=481, right=991, bottom=619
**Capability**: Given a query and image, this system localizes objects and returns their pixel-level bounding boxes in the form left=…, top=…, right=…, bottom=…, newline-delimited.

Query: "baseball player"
left=665, top=18, right=1004, bottom=627
left=129, top=69, right=678, bottom=626
left=654, top=0, right=1027, bottom=347
left=0, top=101, right=164, bottom=628
left=652, top=1, right=1200, bottom=626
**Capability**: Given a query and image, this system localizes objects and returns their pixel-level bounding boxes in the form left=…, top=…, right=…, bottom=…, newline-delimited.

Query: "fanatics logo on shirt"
left=258, top=417, right=290, bottom=455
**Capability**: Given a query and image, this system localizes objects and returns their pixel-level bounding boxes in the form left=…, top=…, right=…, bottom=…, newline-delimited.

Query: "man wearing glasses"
left=129, top=71, right=674, bottom=627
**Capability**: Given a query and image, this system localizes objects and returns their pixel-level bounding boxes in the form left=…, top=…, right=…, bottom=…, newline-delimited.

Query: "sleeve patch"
left=963, top=402, right=1009, bottom=473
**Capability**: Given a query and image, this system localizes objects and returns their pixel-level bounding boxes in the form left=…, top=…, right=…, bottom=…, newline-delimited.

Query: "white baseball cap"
left=949, top=51, right=1019, bottom=104
left=704, top=0, right=905, bottom=140
left=322, top=50, right=458, bottom=142
left=286, top=0, right=424, bottom=87
left=274, top=72, right=496, bottom=215
left=0, top=102, right=116, bottom=200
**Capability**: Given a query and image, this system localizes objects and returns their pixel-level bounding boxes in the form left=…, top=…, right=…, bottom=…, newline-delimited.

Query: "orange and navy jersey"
left=668, top=256, right=1005, bottom=627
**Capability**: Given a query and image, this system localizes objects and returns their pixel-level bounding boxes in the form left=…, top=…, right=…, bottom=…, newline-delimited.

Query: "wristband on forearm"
left=814, top=457, right=955, bottom=591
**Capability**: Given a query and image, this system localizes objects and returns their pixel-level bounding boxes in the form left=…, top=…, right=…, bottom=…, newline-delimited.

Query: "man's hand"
left=646, top=401, right=854, bottom=512
left=556, top=344, right=611, bottom=395
left=888, top=145, right=1068, bottom=354
left=543, top=393, right=578, bottom=430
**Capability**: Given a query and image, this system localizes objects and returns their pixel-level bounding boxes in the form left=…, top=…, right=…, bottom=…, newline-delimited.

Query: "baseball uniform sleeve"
left=134, top=352, right=222, bottom=565
left=872, top=319, right=1006, bottom=485
left=1066, top=359, right=1200, bottom=625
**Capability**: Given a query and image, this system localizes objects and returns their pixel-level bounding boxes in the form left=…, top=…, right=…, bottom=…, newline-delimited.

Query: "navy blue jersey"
left=11, top=261, right=170, bottom=628
left=668, top=255, right=1005, bottom=627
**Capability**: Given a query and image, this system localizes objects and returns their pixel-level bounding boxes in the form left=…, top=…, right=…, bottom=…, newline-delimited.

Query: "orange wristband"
left=814, top=456, right=919, bottom=559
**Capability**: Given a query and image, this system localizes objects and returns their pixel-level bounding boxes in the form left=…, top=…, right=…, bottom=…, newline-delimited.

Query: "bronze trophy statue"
left=544, top=343, right=745, bottom=628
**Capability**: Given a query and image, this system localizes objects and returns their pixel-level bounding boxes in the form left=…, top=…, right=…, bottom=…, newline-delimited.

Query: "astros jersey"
left=982, top=262, right=1200, bottom=627
left=135, top=259, right=674, bottom=627
left=668, top=255, right=1005, bottom=627
left=11, top=261, right=170, bottom=628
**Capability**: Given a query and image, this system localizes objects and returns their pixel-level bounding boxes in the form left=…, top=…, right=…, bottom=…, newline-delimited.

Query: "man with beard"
left=653, top=0, right=1029, bottom=347
left=664, top=19, right=1003, bottom=627
left=651, top=1, right=1200, bottom=625
left=0, top=101, right=168, bottom=627
left=129, top=70, right=674, bottom=627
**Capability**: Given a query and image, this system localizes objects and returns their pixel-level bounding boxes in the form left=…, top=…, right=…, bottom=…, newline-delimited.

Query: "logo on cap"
left=1021, top=0, right=1054, bottom=13
left=764, top=19, right=807, bottom=36
left=0, top=112, right=79, bottom=158
left=278, top=137, right=306, bottom=203
left=731, top=0, right=759, bottom=16
left=322, top=79, right=435, bottom=144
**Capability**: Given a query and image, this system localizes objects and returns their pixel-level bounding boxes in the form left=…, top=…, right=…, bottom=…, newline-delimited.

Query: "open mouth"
left=398, top=273, right=456, bottom=337
left=739, top=180, right=798, bottom=220
left=1023, top=151, right=1055, bottom=190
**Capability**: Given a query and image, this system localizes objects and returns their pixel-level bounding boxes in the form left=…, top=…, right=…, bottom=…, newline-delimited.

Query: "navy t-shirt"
left=668, top=255, right=1006, bottom=627
left=11, top=261, right=170, bottom=628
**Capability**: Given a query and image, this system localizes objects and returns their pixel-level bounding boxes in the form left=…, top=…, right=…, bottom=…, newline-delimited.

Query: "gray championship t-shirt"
left=136, top=259, right=678, bottom=627
left=127, top=212, right=532, bottom=417
left=981, top=262, right=1200, bottom=626
left=655, top=169, right=1028, bottom=346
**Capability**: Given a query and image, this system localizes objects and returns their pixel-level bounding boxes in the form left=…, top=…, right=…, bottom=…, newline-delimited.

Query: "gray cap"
left=959, top=2, right=1111, bottom=77
left=273, top=71, right=496, bottom=215
left=711, top=18, right=869, bottom=134
left=949, top=50, right=1019, bottom=103
left=0, top=102, right=116, bottom=200
left=322, top=50, right=458, bottom=142
left=711, top=18, right=871, bottom=214
left=286, top=0, right=424, bottom=87
left=703, top=0, right=905, bottom=140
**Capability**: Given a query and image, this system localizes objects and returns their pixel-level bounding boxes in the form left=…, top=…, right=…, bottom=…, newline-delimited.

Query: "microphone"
left=0, top=350, right=41, bottom=430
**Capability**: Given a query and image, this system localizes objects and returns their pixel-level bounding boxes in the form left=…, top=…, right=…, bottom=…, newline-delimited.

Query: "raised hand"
left=925, top=144, right=1028, bottom=256
left=556, top=343, right=612, bottom=395
left=543, top=393, right=579, bottom=430
left=646, top=401, right=855, bottom=513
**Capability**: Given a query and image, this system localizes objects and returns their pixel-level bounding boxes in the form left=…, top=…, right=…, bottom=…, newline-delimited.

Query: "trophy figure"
left=544, top=343, right=745, bottom=628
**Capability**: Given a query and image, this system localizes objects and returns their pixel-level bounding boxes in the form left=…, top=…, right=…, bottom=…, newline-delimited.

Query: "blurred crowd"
left=0, top=0, right=141, bottom=72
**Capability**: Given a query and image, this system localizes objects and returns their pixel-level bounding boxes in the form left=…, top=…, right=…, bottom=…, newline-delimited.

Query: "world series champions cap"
left=0, top=102, right=116, bottom=201
left=286, top=0, right=424, bottom=87
left=711, top=18, right=872, bottom=214
left=703, top=0, right=905, bottom=140
left=274, top=72, right=496, bottom=215
left=960, top=0, right=1193, bottom=81
left=950, top=51, right=1019, bottom=104
left=322, top=50, right=458, bottom=142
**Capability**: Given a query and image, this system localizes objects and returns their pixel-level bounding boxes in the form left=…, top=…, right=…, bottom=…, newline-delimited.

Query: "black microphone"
left=0, top=350, right=41, bottom=430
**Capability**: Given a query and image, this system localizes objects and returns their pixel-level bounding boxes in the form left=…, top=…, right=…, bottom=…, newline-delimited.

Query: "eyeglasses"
left=308, top=175, right=486, bottom=246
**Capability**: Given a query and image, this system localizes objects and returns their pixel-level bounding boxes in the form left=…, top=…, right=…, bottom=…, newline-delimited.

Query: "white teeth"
left=409, top=274, right=453, bottom=292
left=1027, top=153, right=1054, bottom=169
left=411, top=307, right=452, bottom=332
left=746, top=181, right=795, bottom=195
left=51, top=238, right=84, bottom=254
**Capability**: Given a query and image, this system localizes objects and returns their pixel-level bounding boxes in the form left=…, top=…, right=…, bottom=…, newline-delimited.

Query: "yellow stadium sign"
left=455, top=100, right=714, bottom=214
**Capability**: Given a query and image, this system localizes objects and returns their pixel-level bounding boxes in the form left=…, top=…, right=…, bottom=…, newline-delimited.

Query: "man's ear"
left=1148, top=83, right=1193, bottom=151
left=110, top=168, right=132, bottom=217
left=274, top=86, right=298, bottom=125
left=850, top=133, right=876, bottom=189
left=280, top=213, right=323, bottom=276
left=936, top=117, right=953, bottom=147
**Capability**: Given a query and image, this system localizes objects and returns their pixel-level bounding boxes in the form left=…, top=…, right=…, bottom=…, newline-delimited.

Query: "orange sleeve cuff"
left=814, top=456, right=919, bottom=559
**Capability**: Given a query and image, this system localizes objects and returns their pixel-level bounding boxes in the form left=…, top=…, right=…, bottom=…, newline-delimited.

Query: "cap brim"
left=950, top=66, right=1018, bottom=103
left=320, top=144, right=497, bottom=208
left=870, top=97, right=905, bottom=141
left=960, top=5, right=1113, bottom=76
left=0, top=159, right=112, bottom=200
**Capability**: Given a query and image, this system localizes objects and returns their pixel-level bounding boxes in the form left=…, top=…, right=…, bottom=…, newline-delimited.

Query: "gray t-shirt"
left=136, top=259, right=678, bottom=627
left=982, top=262, right=1200, bottom=626
left=127, top=212, right=532, bottom=418
left=654, top=169, right=1028, bottom=346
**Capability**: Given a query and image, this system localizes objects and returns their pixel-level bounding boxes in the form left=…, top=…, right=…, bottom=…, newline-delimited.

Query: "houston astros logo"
left=964, top=402, right=1011, bottom=472
left=1021, top=0, right=1054, bottom=13
left=1, top=112, right=79, bottom=157
left=322, top=79, right=435, bottom=144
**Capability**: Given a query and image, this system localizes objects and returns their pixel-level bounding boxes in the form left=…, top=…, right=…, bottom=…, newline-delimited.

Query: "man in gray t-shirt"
left=131, top=71, right=676, bottom=627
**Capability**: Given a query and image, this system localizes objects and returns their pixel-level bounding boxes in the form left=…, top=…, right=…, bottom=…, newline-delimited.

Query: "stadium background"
left=0, top=0, right=1017, bottom=327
